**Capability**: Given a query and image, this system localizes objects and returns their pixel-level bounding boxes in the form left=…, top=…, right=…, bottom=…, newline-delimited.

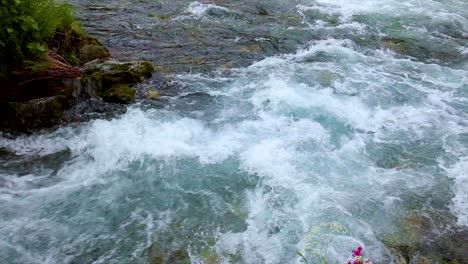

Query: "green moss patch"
left=0, top=95, right=71, bottom=133
left=102, top=84, right=136, bottom=103
left=81, top=60, right=155, bottom=103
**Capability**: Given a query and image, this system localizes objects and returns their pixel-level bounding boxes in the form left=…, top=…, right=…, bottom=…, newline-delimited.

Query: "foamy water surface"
left=1, top=0, right=467, bottom=263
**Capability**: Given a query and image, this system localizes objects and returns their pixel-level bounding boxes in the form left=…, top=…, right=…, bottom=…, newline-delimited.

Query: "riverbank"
left=0, top=1, right=157, bottom=134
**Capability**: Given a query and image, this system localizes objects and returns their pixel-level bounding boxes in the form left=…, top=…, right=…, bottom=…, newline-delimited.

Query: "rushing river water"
left=1, top=0, right=468, bottom=263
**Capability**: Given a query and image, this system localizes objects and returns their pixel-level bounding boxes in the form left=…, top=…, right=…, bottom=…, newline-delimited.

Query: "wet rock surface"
left=48, top=23, right=111, bottom=66
left=80, top=59, right=155, bottom=98
left=68, top=0, right=313, bottom=73
left=384, top=211, right=468, bottom=264
left=0, top=148, right=72, bottom=177
left=68, top=0, right=467, bottom=73
left=0, top=58, right=156, bottom=134
left=0, top=95, right=73, bottom=134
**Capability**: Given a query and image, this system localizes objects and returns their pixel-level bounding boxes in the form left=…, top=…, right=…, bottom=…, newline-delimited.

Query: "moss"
left=175, top=57, right=206, bottom=65
left=198, top=247, right=220, bottom=264
left=381, top=38, right=409, bottom=54
left=69, top=22, right=88, bottom=39
left=21, top=60, right=54, bottom=73
left=316, top=70, right=344, bottom=86
left=64, top=53, right=80, bottom=66
left=382, top=212, right=468, bottom=264
left=148, top=248, right=191, bottom=264
left=81, top=61, right=155, bottom=100
left=78, top=44, right=110, bottom=63
left=0, top=95, right=71, bottom=133
left=102, top=84, right=136, bottom=103
left=240, top=44, right=263, bottom=53
left=110, top=61, right=155, bottom=78
left=47, top=22, right=109, bottom=66
left=147, top=90, right=160, bottom=100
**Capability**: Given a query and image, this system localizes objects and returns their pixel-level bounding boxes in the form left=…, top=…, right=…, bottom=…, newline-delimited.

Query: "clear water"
left=1, top=0, right=467, bottom=263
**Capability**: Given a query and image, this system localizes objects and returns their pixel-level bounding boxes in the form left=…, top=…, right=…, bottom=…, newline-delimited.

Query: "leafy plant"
left=0, top=0, right=75, bottom=67
left=297, top=222, right=348, bottom=264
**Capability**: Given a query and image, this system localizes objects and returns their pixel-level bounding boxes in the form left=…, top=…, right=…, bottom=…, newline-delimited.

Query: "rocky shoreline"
left=0, top=24, right=159, bottom=135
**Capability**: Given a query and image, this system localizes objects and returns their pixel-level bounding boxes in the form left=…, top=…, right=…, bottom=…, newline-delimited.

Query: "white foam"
left=1, top=1, right=468, bottom=261
left=446, top=158, right=468, bottom=226
left=175, top=1, right=231, bottom=20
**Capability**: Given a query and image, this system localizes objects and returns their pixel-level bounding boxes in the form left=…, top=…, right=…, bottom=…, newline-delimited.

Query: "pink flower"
left=352, top=246, right=363, bottom=257
left=348, top=246, right=371, bottom=264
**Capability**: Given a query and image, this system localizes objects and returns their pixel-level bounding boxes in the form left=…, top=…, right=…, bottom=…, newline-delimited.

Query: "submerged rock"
left=147, top=232, right=191, bottom=264
left=148, top=247, right=191, bottom=264
left=146, top=90, right=161, bottom=100
left=379, top=38, right=410, bottom=54
left=438, top=229, right=468, bottom=263
left=0, top=148, right=72, bottom=176
left=379, top=37, right=459, bottom=64
left=384, top=212, right=468, bottom=264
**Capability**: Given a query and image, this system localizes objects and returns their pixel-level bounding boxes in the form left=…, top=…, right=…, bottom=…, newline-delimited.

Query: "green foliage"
left=21, top=59, right=53, bottom=72
left=64, top=53, right=79, bottom=66
left=297, top=222, right=348, bottom=264
left=0, top=0, right=75, bottom=65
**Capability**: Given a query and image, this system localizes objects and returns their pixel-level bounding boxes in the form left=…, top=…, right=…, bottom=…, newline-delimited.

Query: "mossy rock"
left=401, top=213, right=435, bottom=244
left=146, top=90, right=161, bottom=100
left=383, top=211, right=468, bottom=264
left=316, top=70, right=345, bottom=86
left=0, top=95, right=71, bottom=133
left=147, top=240, right=191, bottom=264
left=380, top=38, right=410, bottom=54
left=79, top=44, right=110, bottom=63
left=49, top=23, right=110, bottom=65
left=438, top=229, right=468, bottom=263
left=148, top=248, right=191, bottom=264
left=102, top=84, right=136, bottom=103
left=81, top=60, right=155, bottom=102
left=379, top=37, right=456, bottom=63
left=83, top=60, right=155, bottom=87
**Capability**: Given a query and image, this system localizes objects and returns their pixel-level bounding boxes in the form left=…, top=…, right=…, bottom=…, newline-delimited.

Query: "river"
left=1, top=0, right=467, bottom=263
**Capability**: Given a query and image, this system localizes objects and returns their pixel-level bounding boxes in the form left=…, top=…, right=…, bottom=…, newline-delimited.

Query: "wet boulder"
left=102, top=84, right=136, bottom=103
left=49, top=23, right=110, bottom=65
left=0, top=95, right=72, bottom=134
left=147, top=230, right=191, bottom=264
left=438, top=229, right=468, bottom=263
left=80, top=60, right=155, bottom=103
left=380, top=38, right=409, bottom=54
left=379, top=37, right=459, bottom=64
left=384, top=212, right=468, bottom=264
left=78, top=44, right=110, bottom=63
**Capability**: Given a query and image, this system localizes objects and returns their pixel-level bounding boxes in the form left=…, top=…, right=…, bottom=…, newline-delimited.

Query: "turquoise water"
left=1, top=0, right=467, bottom=263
